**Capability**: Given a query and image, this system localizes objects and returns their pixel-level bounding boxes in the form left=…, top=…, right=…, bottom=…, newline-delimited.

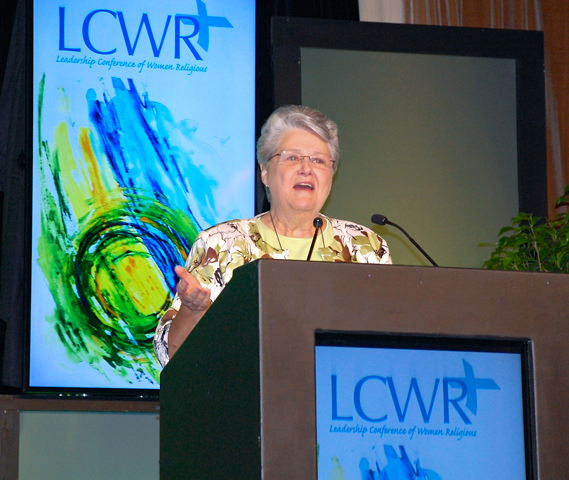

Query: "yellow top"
left=255, top=216, right=330, bottom=261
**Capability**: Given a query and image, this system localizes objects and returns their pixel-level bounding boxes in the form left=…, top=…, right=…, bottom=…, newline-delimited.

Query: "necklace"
left=269, top=211, right=284, bottom=251
left=268, top=212, right=326, bottom=252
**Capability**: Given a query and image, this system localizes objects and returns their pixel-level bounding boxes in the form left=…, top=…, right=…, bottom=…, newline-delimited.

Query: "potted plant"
left=481, top=187, right=569, bottom=272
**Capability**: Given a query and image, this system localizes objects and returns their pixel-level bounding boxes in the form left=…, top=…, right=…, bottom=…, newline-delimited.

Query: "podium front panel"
left=162, top=260, right=569, bottom=479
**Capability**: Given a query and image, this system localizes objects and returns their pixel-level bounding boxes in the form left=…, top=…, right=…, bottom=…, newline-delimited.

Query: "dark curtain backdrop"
left=0, top=0, right=27, bottom=390
left=256, top=0, right=359, bottom=124
left=0, top=0, right=18, bottom=93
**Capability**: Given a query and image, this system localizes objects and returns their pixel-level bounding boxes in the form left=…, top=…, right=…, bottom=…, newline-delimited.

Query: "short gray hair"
left=256, top=105, right=339, bottom=173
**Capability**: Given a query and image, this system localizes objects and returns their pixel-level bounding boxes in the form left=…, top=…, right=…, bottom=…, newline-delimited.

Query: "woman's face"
left=260, top=129, right=334, bottom=219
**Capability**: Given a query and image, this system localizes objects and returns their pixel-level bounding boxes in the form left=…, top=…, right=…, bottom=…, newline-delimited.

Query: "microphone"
left=306, top=217, right=323, bottom=261
left=371, top=214, right=438, bottom=267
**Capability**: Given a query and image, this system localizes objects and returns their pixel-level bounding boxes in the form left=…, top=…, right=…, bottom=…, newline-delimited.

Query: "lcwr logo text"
left=331, top=360, right=500, bottom=425
left=58, top=0, right=232, bottom=60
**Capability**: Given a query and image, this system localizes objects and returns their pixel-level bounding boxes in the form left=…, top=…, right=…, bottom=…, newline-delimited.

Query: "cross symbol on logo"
left=456, top=359, right=500, bottom=415
left=180, top=0, right=233, bottom=52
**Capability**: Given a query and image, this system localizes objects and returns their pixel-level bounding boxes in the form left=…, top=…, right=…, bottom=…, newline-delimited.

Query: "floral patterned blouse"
left=154, top=214, right=391, bottom=366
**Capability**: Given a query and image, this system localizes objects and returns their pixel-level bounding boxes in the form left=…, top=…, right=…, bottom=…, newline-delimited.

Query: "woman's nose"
left=298, top=156, right=313, bottom=173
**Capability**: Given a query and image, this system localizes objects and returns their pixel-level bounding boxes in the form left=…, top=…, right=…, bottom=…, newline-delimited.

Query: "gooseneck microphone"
left=306, top=217, right=324, bottom=261
left=371, top=214, right=438, bottom=267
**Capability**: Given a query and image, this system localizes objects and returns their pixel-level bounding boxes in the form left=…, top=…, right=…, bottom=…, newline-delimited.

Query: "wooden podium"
left=160, top=260, right=569, bottom=479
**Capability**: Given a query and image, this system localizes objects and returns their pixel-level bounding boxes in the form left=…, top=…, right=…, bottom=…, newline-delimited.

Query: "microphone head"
left=313, top=217, right=323, bottom=228
left=371, top=214, right=388, bottom=226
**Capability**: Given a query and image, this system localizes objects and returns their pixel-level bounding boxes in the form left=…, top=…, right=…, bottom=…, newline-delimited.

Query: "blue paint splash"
left=358, top=446, right=442, bottom=480
left=87, top=77, right=221, bottom=229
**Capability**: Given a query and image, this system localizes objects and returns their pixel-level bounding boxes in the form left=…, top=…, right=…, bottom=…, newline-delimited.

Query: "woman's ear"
left=260, top=163, right=268, bottom=186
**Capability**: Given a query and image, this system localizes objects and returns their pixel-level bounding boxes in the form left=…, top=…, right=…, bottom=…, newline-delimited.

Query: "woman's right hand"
left=174, top=265, right=211, bottom=313
left=167, top=266, right=212, bottom=358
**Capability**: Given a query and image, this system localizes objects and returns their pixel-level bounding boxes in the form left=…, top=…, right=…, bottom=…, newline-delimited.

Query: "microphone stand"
left=306, top=217, right=323, bottom=261
left=371, top=214, right=438, bottom=267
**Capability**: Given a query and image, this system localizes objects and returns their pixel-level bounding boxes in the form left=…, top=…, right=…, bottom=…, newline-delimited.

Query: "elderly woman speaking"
left=154, top=105, right=391, bottom=366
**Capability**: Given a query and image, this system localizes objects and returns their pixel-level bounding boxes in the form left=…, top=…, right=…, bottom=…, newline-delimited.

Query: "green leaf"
left=498, top=226, right=515, bottom=236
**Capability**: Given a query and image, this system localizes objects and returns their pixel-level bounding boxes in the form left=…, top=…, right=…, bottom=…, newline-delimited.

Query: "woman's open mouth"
left=294, top=182, right=314, bottom=190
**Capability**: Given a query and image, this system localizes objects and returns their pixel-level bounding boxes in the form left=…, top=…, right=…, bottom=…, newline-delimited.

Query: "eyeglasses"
left=271, top=151, right=335, bottom=170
